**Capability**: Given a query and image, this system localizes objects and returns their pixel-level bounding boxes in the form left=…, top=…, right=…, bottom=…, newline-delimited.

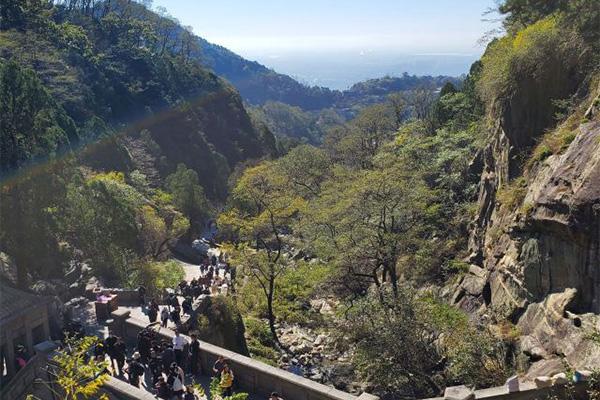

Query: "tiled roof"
left=0, top=281, right=51, bottom=324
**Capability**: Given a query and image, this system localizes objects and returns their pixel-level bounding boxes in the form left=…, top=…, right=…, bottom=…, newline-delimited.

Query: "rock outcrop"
left=455, top=78, right=600, bottom=373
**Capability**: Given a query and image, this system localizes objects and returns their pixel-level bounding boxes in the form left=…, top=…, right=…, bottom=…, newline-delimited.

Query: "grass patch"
left=496, top=177, right=528, bottom=211
left=244, top=317, right=279, bottom=365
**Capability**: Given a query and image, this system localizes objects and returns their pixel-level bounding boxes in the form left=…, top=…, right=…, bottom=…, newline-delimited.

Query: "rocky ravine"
left=454, top=88, right=600, bottom=376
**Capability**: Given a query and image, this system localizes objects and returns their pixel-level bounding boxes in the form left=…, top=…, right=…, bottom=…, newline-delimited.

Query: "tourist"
left=169, top=293, right=180, bottom=309
left=126, top=352, right=145, bottom=388
left=220, top=364, right=234, bottom=397
left=93, top=341, right=105, bottom=359
left=155, top=376, right=171, bottom=399
left=138, top=285, right=147, bottom=307
left=171, top=306, right=182, bottom=326
left=172, top=329, right=188, bottom=366
left=189, top=333, right=201, bottom=375
left=160, top=307, right=169, bottom=328
left=182, top=296, right=193, bottom=315
left=212, top=355, right=226, bottom=376
left=14, top=345, right=28, bottom=371
left=104, top=334, right=117, bottom=371
left=168, top=363, right=185, bottom=398
left=149, top=350, right=163, bottom=384
left=179, top=280, right=188, bottom=294
left=172, top=361, right=185, bottom=384
left=137, top=330, right=152, bottom=364
left=161, top=344, right=175, bottom=373
left=113, top=337, right=127, bottom=375
left=148, top=299, right=159, bottom=323
left=269, top=392, right=285, bottom=400
left=184, top=385, right=198, bottom=400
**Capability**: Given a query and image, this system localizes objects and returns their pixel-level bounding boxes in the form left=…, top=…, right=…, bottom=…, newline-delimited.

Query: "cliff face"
left=455, top=77, right=600, bottom=373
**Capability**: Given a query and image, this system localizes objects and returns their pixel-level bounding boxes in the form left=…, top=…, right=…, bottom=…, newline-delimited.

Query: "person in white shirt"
left=172, top=329, right=188, bottom=366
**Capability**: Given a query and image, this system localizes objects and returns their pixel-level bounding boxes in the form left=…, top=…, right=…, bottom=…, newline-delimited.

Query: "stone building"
left=0, top=281, right=52, bottom=381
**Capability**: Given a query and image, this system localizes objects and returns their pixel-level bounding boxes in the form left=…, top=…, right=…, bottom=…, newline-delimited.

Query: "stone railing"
left=100, top=376, right=157, bottom=399
left=110, top=309, right=379, bottom=400
left=425, top=380, right=588, bottom=400
left=0, top=354, right=47, bottom=400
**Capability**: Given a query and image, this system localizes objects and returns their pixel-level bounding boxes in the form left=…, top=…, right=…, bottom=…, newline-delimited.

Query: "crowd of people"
left=138, top=252, right=235, bottom=328
left=95, top=252, right=243, bottom=398
left=91, top=327, right=201, bottom=399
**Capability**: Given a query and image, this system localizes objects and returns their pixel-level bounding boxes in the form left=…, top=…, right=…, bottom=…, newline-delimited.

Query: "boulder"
left=551, top=373, right=569, bottom=385
left=314, top=334, right=328, bottom=346
left=461, top=274, right=486, bottom=296
left=519, top=335, right=547, bottom=359
left=534, top=376, right=553, bottom=388
left=517, top=289, right=600, bottom=371
left=525, top=358, right=564, bottom=380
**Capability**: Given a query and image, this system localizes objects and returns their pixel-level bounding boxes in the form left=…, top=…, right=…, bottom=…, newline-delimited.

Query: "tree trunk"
left=266, top=276, right=281, bottom=346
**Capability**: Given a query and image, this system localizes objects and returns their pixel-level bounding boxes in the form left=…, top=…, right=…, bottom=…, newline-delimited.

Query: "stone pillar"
left=25, top=318, right=34, bottom=356
left=5, top=332, right=15, bottom=377
left=108, top=309, right=131, bottom=338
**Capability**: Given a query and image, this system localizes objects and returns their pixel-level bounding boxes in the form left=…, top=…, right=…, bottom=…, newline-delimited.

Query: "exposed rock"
left=461, top=274, right=486, bottom=296
left=525, top=358, right=564, bottom=380
left=534, top=376, right=553, bottom=388
left=519, top=335, right=548, bottom=359
left=517, top=289, right=600, bottom=370
left=464, top=105, right=600, bottom=376
left=551, top=372, right=568, bottom=385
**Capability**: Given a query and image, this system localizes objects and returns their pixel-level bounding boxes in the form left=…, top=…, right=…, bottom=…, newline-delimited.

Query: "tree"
left=165, top=164, right=210, bottom=232
left=344, top=287, right=510, bottom=399
left=275, top=144, right=330, bottom=198
left=218, top=163, right=305, bottom=345
left=344, top=287, right=442, bottom=398
left=301, top=164, right=431, bottom=299
left=29, top=336, right=109, bottom=400
left=387, top=92, right=407, bottom=128
left=352, top=103, right=397, bottom=165
left=138, top=202, right=189, bottom=259
left=0, top=61, right=78, bottom=173
left=0, top=164, right=70, bottom=287
left=63, top=171, right=142, bottom=283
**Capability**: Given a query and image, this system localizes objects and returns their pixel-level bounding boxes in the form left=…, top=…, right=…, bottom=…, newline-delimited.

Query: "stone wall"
left=424, top=380, right=588, bottom=400
left=0, top=355, right=47, bottom=400
left=110, top=309, right=378, bottom=400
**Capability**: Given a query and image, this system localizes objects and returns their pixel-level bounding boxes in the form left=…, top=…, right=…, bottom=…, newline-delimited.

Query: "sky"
left=151, top=0, right=501, bottom=88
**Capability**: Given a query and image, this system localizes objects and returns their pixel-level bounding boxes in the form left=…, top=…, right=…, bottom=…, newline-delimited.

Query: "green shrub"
left=244, top=317, right=278, bottom=365
left=136, top=260, right=185, bottom=296
left=477, top=17, right=580, bottom=107
left=496, top=177, right=528, bottom=210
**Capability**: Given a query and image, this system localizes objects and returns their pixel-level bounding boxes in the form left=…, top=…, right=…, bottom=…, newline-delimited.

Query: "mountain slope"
left=451, top=4, right=600, bottom=375
left=0, top=1, right=275, bottom=197
left=198, top=37, right=461, bottom=113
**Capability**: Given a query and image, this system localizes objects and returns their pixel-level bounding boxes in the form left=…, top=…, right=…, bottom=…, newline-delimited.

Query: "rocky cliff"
left=454, top=77, right=600, bottom=374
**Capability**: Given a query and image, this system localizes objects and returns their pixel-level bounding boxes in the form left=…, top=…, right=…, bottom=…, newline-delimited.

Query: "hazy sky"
left=150, top=0, right=501, bottom=88
left=152, top=0, right=500, bottom=57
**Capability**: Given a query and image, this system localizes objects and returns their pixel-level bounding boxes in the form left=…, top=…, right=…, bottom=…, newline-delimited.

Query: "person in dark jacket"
left=155, top=376, right=171, bottom=399
left=182, top=297, right=193, bottom=315
left=113, top=337, right=127, bottom=375
left=148, top=299, right=159, bottom=323
left=138, top=285, right=147, bottom=307
left=171, top=306, right=181, bottom=326
left=189, top=333, right=201, bottom=376
left=126, top=352, right=145, bottom=388
left=149, top=350, right=163, bottom=384
left=161, top=344, right=175, bottom=373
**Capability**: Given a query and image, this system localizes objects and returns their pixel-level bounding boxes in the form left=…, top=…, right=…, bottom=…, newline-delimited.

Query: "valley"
left=0, top=1, right=599, bottom=400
